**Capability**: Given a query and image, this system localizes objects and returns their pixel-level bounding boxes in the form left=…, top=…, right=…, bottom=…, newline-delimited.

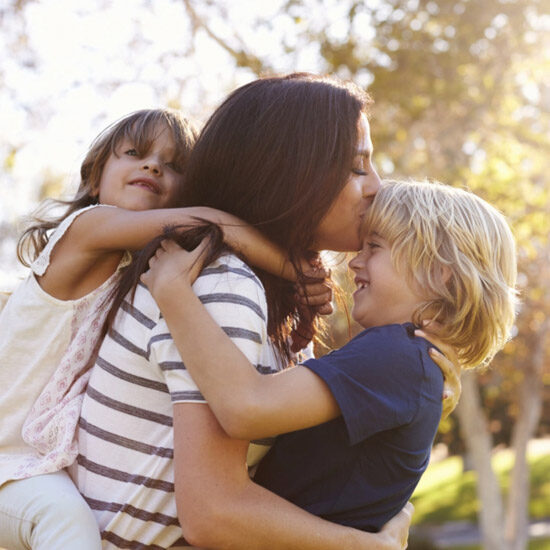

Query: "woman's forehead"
left=356, top=114, right=373, bottom=153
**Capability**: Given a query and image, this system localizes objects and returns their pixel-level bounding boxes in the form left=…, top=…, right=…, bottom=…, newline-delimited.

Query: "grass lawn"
left=410, top=449, right=550, bottom=525
left=447, top=542, right=550, bottom=550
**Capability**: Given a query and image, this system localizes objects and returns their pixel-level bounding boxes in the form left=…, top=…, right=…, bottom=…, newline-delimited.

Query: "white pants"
left=0, top=470, right=101, bottom=550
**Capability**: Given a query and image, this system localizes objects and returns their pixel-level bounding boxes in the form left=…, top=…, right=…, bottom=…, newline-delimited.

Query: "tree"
left=1, top=0, right=548, bottom=546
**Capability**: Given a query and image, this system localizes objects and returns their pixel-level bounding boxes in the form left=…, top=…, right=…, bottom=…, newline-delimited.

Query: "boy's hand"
left=141, top=238, right=209, bottom=304
left=415, top=322, right=462, bottom=420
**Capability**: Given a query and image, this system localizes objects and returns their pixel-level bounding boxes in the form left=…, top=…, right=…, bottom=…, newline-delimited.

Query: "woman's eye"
left=367, top=241, right=380, bottom=250
left=124, top=148, right=138, bottom=156
left=352, top=168, right=368, bottom=176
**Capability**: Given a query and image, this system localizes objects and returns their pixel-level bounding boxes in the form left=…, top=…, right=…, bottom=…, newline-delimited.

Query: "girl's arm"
left=65, top=204, right=297, bottom=279
left=38, top=205, right=330, bottom=302
left=143, top=239, right=341, bottom=440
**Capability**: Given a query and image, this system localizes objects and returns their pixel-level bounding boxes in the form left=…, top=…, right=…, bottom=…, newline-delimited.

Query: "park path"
left=412, top=519, right=550, bottom=547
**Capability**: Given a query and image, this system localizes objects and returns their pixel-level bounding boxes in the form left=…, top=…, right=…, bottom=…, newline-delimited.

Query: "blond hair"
left=362, top=179, right=518, bottom=368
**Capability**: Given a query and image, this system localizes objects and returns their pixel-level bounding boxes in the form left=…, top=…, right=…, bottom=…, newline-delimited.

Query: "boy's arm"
left=144, top=239, right=341, bottom=440
left=174, top=402, right=411, bottom=550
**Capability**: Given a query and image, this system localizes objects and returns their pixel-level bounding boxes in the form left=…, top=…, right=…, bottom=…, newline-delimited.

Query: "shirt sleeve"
left=302, top=325, right=428, bottom=445
left=148, top=255, right=270, bottom=404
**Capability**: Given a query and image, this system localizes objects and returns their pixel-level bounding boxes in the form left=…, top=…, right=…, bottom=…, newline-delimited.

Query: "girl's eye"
left=367, top=241, right=380, bottom=250
left=352, top=168, right=368, bottom=176
left=165, top=161, right=183, bottom=174
left=125, top=148, right=138, bottom=156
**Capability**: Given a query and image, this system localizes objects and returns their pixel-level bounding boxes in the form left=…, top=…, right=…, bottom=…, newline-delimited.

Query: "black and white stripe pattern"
left=73, top=255, right=281, bottom=549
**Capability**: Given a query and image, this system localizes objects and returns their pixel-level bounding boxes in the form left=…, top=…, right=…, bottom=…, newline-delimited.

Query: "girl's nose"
left=142, top=155, right=162, bottom=175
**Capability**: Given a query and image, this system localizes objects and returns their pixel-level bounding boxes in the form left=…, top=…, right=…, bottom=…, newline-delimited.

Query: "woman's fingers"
left=428, top=348, right=462, bottom=419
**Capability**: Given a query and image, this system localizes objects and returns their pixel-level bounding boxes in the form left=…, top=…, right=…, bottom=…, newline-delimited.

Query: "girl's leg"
left=0, top=470, right=101, bottom=550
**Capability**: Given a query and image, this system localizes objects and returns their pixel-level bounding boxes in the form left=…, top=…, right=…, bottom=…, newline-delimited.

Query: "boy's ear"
left=441, top=265, right=452, bottom=285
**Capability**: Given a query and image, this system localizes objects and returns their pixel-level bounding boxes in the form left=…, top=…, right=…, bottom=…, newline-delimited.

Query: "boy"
left=142, top=179, right=517, bottom=531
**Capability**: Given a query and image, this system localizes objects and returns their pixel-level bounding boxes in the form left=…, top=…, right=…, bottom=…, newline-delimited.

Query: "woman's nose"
left=362, top=169, right=381, bottom=199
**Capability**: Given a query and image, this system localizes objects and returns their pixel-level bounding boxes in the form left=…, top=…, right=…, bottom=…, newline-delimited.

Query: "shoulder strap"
left=31, top=204, right=109, bottom=276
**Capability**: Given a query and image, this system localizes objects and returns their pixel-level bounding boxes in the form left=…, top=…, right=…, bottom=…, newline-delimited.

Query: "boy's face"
left=348, top=233, right=426, bottom=329
left=94, top=124, right=184, bottom=211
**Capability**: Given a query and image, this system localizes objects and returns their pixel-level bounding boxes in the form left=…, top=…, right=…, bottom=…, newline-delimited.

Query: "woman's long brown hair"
left=104, top=221, right=230, bottom=336
left=180, top=73, right=371, bottom=359
left=108, top=74, right=372, bottom=361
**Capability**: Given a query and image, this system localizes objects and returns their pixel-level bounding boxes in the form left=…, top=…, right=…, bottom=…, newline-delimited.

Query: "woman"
left=73, top=73, right=434, bottom=549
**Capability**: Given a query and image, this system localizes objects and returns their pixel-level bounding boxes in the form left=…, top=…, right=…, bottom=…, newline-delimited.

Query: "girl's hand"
left=375, top=502, right=413, bottom=549
left=415, top=323, right=462, bottom=419
left=141, top=238, right=210, bottom=304
left=296, top=264, right=334, bottom=316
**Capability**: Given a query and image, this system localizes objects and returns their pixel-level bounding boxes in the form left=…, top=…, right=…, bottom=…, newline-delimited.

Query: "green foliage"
left=411, top=452, right=550, bottom=525
left=298, top=0, right=550, bottom=446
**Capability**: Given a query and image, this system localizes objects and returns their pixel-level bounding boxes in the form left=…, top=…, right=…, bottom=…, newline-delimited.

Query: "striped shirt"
left=72, top=254, right=282, bottom=549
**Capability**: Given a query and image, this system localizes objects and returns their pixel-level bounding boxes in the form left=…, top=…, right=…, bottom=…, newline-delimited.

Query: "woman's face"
left=313, top=114, right=381, bottom=252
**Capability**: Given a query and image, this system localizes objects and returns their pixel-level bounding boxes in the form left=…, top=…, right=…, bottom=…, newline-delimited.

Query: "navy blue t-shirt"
left=254, top=323, right=444, bottom=532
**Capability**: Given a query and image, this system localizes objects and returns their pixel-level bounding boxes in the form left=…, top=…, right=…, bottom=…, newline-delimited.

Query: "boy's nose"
left=348, top=252, right=362, bottom=272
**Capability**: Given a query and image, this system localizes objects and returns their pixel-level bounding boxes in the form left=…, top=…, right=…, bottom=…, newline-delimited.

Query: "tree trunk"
left=456, top=370, right=509, bottom=550
left=505, top=320, right=549, bottom=550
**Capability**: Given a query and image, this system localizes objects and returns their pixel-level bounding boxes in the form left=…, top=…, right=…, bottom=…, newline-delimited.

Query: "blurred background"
left=0, top=0, right=549, bottom=548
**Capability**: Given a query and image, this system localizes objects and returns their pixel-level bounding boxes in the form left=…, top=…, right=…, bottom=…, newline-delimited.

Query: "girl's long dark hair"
left=17, top=109, right=198, bottom=266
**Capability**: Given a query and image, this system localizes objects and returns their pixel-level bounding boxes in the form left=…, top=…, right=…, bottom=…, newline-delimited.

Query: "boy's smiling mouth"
left=354, top=277, right=369, bottom=290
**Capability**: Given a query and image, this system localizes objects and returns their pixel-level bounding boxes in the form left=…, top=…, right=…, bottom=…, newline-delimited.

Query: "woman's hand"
left=141, top=238, right=209, bottom=304
left=415, top=323, right=462, bottom=419
left=373, top=502, right=413, bottom=549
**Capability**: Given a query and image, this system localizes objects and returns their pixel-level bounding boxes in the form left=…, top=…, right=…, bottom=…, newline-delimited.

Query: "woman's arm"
left=144, top=239, right=341, bottom=440
left=174, top=402, right=411, bottom=550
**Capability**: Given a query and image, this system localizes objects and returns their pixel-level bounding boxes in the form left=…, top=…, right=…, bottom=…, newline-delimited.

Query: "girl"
left=0, top=108, right=311, bottom=549
left=74, top=75, right=453, bottom=549
left=142, top=179, right=517, bottom=532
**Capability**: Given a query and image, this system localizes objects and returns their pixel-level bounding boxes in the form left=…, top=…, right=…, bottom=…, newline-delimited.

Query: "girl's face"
left=94, top=125, right=184, bottom=211
left=312, top=114, right=381, bottom=252
left=348, top=233, right=426, bottom=329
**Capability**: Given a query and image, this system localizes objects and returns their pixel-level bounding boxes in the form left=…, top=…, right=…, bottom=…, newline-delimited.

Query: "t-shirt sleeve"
left=302, top=326, right=427, bottom=445
left=148, top=256, right=270, bottom=405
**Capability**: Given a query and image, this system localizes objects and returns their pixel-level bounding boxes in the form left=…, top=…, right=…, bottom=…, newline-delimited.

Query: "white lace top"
left=0, top=205, right=130, bottom=486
